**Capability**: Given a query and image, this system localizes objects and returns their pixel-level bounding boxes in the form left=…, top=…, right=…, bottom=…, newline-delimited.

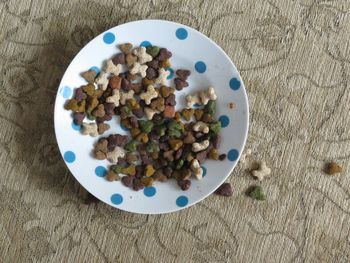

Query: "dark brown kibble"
left=140, top=153, right=153, bottom=165
left=106, top=170, right=120, bottom=181
left=159, top=142, right=170, bottom=151
left=212, top=135, right=221, bottom=148
left=128, top=116, right=139, bottom=128
left=174, top=78, right=188, bottom=90
left=130, top=83, right=143, bottom=94
left=121, top=175, right=133, bottom=187
left=146, top=67, right=158, bottom=80
left=194, top=132, right=204, bottom=139
left=176, top=69, right=191, bottom=80
left=135, top=165, right=144, bottom=178
left=132, top=178, right=145, bottom=191
left=163, top=166, right=173, bottom=178
left=132, top=108, right=144, bottom=118
left=112, top=53, right=125, bottom=65
left=175, top=149, right=183, bottom=160
left=165, top=94, right=176, bottom=106
left=159, top=135, right=169, bottom=143
left=104, top=103, right=115, bottom=116
left=121, top=78, right=131, bottom=91
left=146, top=59, right=159, bottom=69
left=73, top=112, right=85, bottom=125
left=214, top=183, right=233, bottom=197
left=117, top=157, right=127, bottom=165
left=96, top=114, right=112, bottom=124
left=196, top=150, right=207, bottom=164
left=74, top=88, right=87, bottom=102
left=201, top=113, right=214, bottom=123
left=109, top=76, right=122, bottom=89
left=219, top=154, right=227, bottom=161
left=156, top=48, right=172, bottom=61
left=178, top=179, right=191, bottom=191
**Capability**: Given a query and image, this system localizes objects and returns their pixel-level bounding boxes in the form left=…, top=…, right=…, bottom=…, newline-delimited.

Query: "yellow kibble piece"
left=145, top=165, right=155, bottom=177
left=136, top=132, right=149, bottom=143
left=141, top=177, right=154, bottom=187
left=169, top=139, right=183, bottom=151
left=122, top=165, right=136, bottom=176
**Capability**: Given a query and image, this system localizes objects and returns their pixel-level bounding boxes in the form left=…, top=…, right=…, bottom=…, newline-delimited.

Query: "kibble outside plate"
left=54, top=19, right=249, bottom=214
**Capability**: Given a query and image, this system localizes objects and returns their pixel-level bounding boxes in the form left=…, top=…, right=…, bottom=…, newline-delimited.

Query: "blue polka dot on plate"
left=103, top=32, right=115, bottom=44
left=228, top=149, right=239, bottom=161
left=111, top=194, right=123, bottom=205
left=229, top=78, right=241, bottom=90
left=71, top=121, right=81, bottom=131
left=175, top=28, right=188, bottom=40
left=176, top=196, right=188, bottom=207
left=201, top=166, right=207, bottom=177
left=64, top=151, right=76, bottom=163
left=140, top=41, right=152, bottom=47
left=166, top=68, right=174, bottom=79
left=89, top=66, right=100, bottom=74
left=95, top=166, right=107, bottom=177
left=144, top=186, right=156, bottom=197
left=219, top=115, right=230, bottom=128
left=195, top=61, right=206, bottom=73
left=61, top=86, right=72, bottom=99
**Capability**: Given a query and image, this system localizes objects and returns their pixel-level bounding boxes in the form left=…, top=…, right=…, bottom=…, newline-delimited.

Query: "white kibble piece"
left=144, top=107, right=160, bottom=120
left=140, top=85, right=158, bottom=105
left=106, top=146, right=126, bottom=163
left=133, top=46, right=153, bottom=64
left=192, top=140, right=210, bottom=152
left=191, top=159, right=203, bottom=180
left=81, top=122, right=99, bottom=137
left=120, top=90, right=135, bottom=105
left=192, top=121, right=209, bottom=134
left=106, top=89, right=120, bottom=107
left=155, top=68, right=170, bottom=85
left=186, top=93, right=201, bottom=108
left=95, top=72, right=109, bottom=91
left=104, top=59, right=122, bottom=76
left=199, top=86, right=217, bottom=105
left=130, top=62, right=148, bottom=78
left=252, top=161, right=271, bottom=181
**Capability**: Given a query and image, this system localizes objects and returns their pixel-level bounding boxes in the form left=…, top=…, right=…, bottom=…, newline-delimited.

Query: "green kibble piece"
left=146, top=46, right=160, bottom=58
left=209, top=121, right=221, bottom=135
left=146, top=141, right=159, bottom=153
left=87, top=112, right=95, bottom=120
left=156, top=125, right=167, bottom=136
left=167, top=119, right=181, bottom=130
left=168, top=129, right=181, bottom=138
left=124, top=140, right=139, bottom=152
left=248, top=186, right=266, bottom=201
left=139, top=120, right=154, bottom=133
left=175, top=159, right=184, bottom=170
left=111, top=165, right=123, bottom=173
left=204, top=100, right=216, bottom=116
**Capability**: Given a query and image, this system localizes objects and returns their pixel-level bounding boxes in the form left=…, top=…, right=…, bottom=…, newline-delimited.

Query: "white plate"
left=54, top=19, right=249, bottom=214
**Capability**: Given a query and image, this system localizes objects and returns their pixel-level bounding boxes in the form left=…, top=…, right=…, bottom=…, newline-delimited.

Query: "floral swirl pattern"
left=1, top=0, right=350, bottom=262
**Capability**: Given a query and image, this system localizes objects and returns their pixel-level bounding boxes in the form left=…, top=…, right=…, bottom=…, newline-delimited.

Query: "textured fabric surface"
left=1, top=0, right=350, bottom=262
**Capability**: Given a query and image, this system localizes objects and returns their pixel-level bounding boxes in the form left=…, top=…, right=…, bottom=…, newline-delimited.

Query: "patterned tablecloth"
left=1, top=0, right=350, bottom=262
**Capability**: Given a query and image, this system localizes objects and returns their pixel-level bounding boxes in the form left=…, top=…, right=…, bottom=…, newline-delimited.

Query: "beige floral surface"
left=1, top=0, right=350, bottom=262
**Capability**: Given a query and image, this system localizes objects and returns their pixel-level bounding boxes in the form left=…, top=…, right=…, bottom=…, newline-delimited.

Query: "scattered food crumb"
left=228, top=102, right=235, bottom=109
left=324, top=161, right=342, bottom=175
left=214, top=182, right=233, bottom=197
left=246, top=185, right=265, bottom=201
left=252, top=161, right=270, bottom=181
left=240, top=148, right=252, bottom=164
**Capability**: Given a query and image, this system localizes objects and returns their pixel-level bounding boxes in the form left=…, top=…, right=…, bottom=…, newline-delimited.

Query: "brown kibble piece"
left=130, top=128, right=141, bottom=138
left=151, top=151, right=159, bottom=159
left=174, top=112, right=181, bottom=121
left=81, top=70, right=97, bottom=83
left=159, top=86, right=174, bottom=98
left=178, top=179, right=191, bottom=191
left=324, top=161, right=342, bottom=175
left=94, top=151, right=106, bottom=160
left=219, top=154, right=226, bottom=161
left=95, top=139, right=108, bottom=152
left=165, top=94, right=176, bottom=106
left=174, top=78, right=188, bottom=90
left=201, top=113, right=214, bottom=123
left=159, top=59, right=171, bottom=68
left=214, top=183, right=233, bottom=197
left=83, top=84, right=95, bottom=96
left=109, top=76, right=122, bottom=89
left=112, top=53, right=126, bottom=65
left=130, top=83, right=143, bottom=94
left=121, top=175, right=133, bottom=187
left=145, top=165, right=155, bottom=177
left=126, top=152, right=138, bottom=164
left=153, top=170, right=167, bottom=182
left=146, top=67, right=158, bottom=80
left=142, top=77, right=155, bottom=87
left=163, top=150, right=174, bottom=161
left=98, top=123, right=110, bottom=134
left=92, top=104, right=105, bottom=118
left=126, top=72, right=138, bottom=82
left=126, top=53, right=137, bottom=67
left=141, top=177, right=154, bottom=187
left=150, top=97, right=165, bottom=112
left=176, top=69, right=191, bottom=80
left=119, top=43, right=133, bottom=54
left=194, top=109, right=204, bottom=121
left=163, top=106, right=175, bottom=118
left=181, top=108, right=194, bottom=121
left=146, top=60, right=159, bottom=69
left=127, top=98, right=140, bottom=110
left=183, top=131, right=195, bottom=144
left=106, top=170, right=120, bottom=181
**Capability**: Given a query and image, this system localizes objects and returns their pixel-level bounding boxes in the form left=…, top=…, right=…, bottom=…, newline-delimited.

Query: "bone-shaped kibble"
left=192, top=140, right=209, bottom=152
left=240, top=148, right=252, bottom=165
left=106, top=89, right=120, bottom=107
left=144, top=107, right=160, bottom=120
left=130, top=62, right=148, bottom=78
left=199, top=86, right=217, bottom=105
left=140, top=85, right=158, bottom=105
left=106, top=146, right=126, bottom=163
left=252, top=161, right=271, bottom=181
left=81, top=122, right=99, bottom=137
left=120, top=90, right=135, bottom=105
left=95, top=72, right=109, bottom=91
left=192, top=121, right=209, bottom=134
left=155, top=68, right=170, bottom=85
left=190, top=159, right=203, bottom=180
left=132, top=46, right=153, bottom=64
left=104, top=59, right=122, bottom=76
